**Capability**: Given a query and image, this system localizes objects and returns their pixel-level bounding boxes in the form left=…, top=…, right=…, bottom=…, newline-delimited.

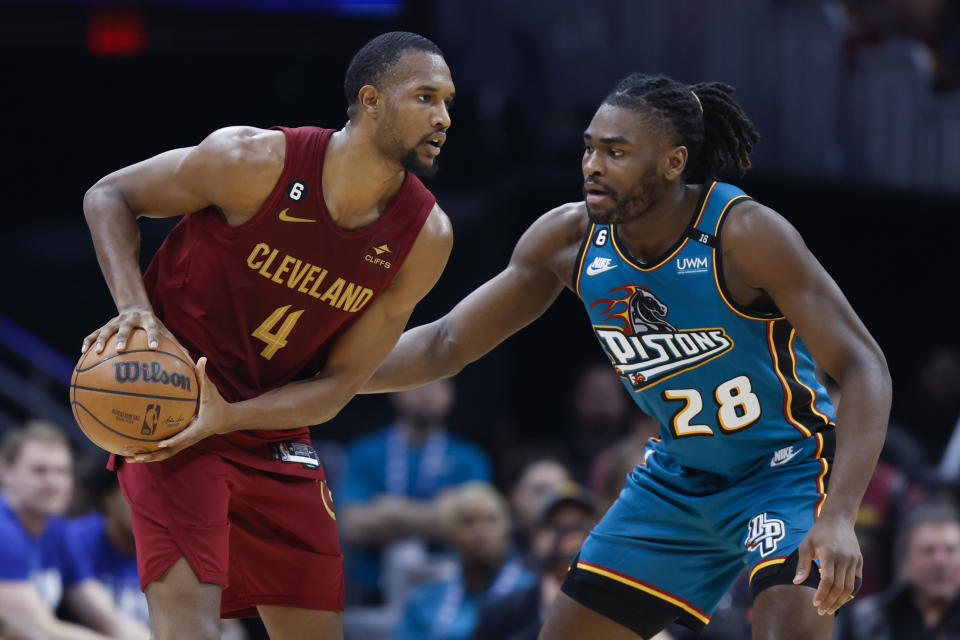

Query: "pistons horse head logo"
left=591, top=284, right=733, bottom=390
left=592, top=284, right=676, bottom=335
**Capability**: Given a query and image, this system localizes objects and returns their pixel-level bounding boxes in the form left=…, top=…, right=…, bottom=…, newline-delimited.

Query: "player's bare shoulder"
left=720, top=198, right=807, bottom=261
left=187, top=126, right=287, bottom=222
left=515, top=201, right=591, bottom=289
left=389, top=203, right=454, bottom=300
left=721, top=200, right=799, bottom=252
left=420, top=202, right=454, bottom=247
left=405, top=203, right=453, bottom=263
left=719, top=197, right=815, bottom=302
left=195, top=126, right=284, bottom=167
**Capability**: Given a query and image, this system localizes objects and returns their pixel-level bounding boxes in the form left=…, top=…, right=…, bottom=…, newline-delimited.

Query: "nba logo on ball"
left=70, top=329, right=198, bottom=456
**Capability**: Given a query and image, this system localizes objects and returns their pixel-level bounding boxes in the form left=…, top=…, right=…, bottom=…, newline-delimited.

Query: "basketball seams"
left=71, top=385, right=197, bottom=403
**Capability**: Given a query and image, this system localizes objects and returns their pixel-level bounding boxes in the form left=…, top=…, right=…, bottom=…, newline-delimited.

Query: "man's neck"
left=324, top=124, right=406, bottom=229
left=462, top=561, right=497, bottom=592
left=3, top=493, right=48, bottom=536
left=399, top=421, right=435, bottom=446
left=617, top=183, right=702, bottom=263
left=914, top=591, right=954, bottom=629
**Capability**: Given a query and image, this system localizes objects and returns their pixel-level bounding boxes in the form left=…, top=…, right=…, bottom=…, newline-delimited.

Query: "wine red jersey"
left=139, top=126, right=435, bottom=476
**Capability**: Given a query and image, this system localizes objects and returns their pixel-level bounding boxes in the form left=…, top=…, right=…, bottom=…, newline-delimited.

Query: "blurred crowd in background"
left=2, top=0, right=960, bottom=638
left=4, top=352, right=960, bottom=639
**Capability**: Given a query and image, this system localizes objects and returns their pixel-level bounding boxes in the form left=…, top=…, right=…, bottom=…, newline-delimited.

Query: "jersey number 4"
left=662, top=375, right=762, bottom=437
left=252, top=305, right=304, bottom=360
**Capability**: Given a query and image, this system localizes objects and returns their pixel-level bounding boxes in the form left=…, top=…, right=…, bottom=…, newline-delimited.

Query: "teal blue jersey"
left=574, top=181, right=835, bottom=476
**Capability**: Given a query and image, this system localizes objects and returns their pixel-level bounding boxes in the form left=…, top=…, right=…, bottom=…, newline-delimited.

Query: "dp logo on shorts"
left=745, top=513, right=786, bottom=557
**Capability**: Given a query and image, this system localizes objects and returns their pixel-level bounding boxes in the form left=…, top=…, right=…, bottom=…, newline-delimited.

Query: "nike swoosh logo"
left=278, top=208, right=317, bottom=223
left=586, top=264, right=618, bottom=276
left=770, top=449, right=802, bottom=467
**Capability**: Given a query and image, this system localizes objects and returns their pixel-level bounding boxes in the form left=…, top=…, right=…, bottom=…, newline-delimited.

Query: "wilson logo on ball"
left=113, top=361, right=193, bottom=391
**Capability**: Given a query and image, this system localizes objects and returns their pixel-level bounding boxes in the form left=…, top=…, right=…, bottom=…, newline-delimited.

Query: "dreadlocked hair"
left=602, top=73, right=760, bottom=183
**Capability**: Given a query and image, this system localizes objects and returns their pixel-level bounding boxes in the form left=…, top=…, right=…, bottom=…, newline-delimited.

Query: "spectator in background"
left=588, top=410, right=659, bottom=514
left=564, top=364, right=632, bottom=482
left=394, top=482, right=534, bottom=640
left=0, top=421, right=149, bottom=639
left=472, top=527, right=591, bottom=640
left=904, top=346, right=960, bottom=471
left=529, top=484, right=597, bottom=562
left=67, top=462, right=146, bottom=625
left=507, top=458, right=572, bottom=560
left=837, top=501, right=960, bottom=639
left=846, top=0, right=960, bottom=91
left=339, top=378, right=492, bottom=605
left=67, top=463, right=251, bottom=639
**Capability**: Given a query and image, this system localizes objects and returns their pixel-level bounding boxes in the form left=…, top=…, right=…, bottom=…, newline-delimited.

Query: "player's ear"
left=358, top=85, right=381, bottom=118
left=664, top=146, right=688, bottom=181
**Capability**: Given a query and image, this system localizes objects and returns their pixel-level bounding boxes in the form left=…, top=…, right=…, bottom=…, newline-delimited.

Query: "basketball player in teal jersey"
left=362, top=74, right=891, bottom=639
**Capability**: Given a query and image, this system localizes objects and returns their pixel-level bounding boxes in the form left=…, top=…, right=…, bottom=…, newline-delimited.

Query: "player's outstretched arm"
left=362, top=203, right=585, bottom=393
left=128, top=205, right=454, bottom=463
left=722, top=201, right=891, bottom=616
left=81, top=126, right=283, bottom=354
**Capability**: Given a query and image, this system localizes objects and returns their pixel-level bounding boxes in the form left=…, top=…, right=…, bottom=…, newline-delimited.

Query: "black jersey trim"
left=609, top=182, right=716, bottom=272
left=573, top=222, right=597, bottom=297
left=711, top=195, right=785, bottom=321
left=767, top=319, right=833, bottom=437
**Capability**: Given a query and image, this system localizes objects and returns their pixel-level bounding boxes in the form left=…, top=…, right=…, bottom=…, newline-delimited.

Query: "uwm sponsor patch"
left=591, top=284, right=733, bottom=390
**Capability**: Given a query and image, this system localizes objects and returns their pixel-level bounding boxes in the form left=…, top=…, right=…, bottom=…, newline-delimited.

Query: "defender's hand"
left=126, top=358, right=228, bottom=463
left=793, top=513, right=863, bottom=616
left=81, top=306, right=179, bottom=354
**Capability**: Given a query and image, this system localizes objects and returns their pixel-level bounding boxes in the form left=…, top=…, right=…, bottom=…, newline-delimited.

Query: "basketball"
left=70, top=329, right=199, bottom=456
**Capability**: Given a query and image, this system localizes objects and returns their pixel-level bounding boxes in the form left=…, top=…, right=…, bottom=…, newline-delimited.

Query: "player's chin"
left=585, top=202, right=617, bottom=224
left=412, top=157, right=440, bottom=179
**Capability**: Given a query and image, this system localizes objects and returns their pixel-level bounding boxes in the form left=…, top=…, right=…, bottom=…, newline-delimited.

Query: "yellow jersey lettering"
left=350, top=288, right=374, bottom=312
left=320, top=278, right=345, bottom=304
left=247, top=243, right=271, bottom=270
left=258, top=249, right=279, bottom=279
left=336, top=282, right=361, bottom=310
left=272, top=255, right=297, bottom=284
left=297, top=265, right=320, bottom=293
left=286, top=260, right=309, bottom=289
left=308, top=269, right=329, bottom=298
left=244, top=242, right=375, bottom=313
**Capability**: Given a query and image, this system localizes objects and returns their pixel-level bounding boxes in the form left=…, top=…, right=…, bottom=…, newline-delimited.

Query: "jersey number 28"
left=662, top=375, right=762, bottom=437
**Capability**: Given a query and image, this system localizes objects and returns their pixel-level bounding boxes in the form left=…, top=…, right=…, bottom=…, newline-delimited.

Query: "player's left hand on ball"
left=793, top=513, right=863, bottom=616
left=126, top=357, right=228, bottom=463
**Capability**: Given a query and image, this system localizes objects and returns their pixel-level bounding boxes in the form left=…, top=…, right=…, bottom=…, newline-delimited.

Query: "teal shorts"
left=568, top=428, right=833, bottom=630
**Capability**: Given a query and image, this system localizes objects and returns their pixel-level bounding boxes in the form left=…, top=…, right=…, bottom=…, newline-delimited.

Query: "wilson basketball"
left=70, top=329, right=198, bottom=456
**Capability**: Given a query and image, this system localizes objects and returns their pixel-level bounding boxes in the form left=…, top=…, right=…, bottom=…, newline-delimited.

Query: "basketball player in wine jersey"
left=80, top=32, right=454, bottom=640
left=362, top=74, right=891, bottom=640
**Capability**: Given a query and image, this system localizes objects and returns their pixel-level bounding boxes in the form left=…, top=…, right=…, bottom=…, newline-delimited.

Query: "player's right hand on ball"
left=82, top=305, right=172, bottom=354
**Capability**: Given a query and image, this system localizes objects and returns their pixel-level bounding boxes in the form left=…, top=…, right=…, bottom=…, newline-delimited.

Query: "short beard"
left=585, top=167, right=664, bottom=224
left=401, top=148, right=440, bottom=179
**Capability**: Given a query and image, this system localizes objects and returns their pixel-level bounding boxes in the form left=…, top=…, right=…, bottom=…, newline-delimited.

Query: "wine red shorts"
left=117, top=447, right=343, bottom=617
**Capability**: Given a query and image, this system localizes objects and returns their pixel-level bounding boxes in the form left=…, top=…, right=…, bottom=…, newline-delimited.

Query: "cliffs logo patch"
left=364, top=243, right=392, bottom=269
left=591, top=284, right=733, bottom=390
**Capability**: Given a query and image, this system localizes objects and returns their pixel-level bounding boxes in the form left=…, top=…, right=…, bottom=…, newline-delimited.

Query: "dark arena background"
left=1, top=1, right=959, bottom=639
